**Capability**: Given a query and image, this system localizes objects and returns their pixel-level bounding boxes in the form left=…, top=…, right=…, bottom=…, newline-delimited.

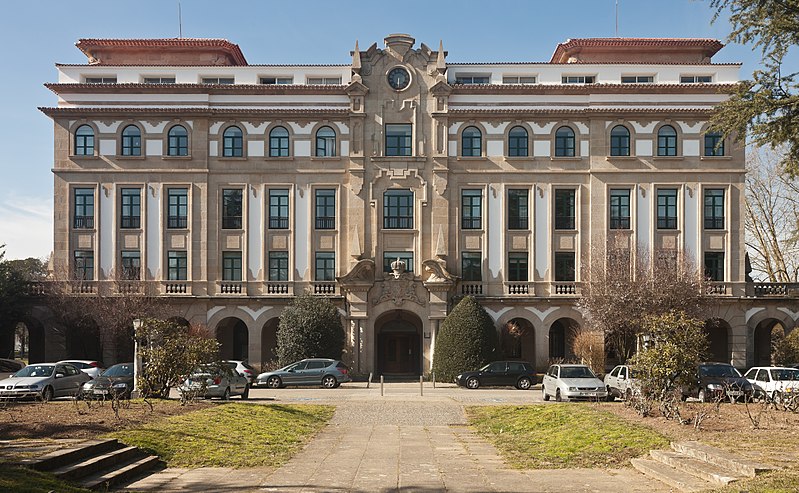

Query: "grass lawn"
left=0, top=465, right=90, bottom=493
left=110, top=403, right=334, bottom=468
left=708, top=469, right=799, bottom=493
left=466, top=404, right=668, bottom=469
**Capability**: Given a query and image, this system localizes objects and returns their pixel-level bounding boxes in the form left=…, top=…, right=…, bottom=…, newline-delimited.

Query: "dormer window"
left=201, top=77, right=234, bottom=84
left=84, top=77, right=117, bottom=84
left=502, top=76, right=536, bottom=84
left=621, top=75, right=654, bottom=84
left=562, top=75, right=595, bottom=84
left=260, top=76, right=293, bottom=85
left=143, top=76, right=176, bottom=84
left=307, top=77, right=342, bottom=85
left=455, top=75, right=490, bottom=84
left=680, top=75, right=712, bottom=84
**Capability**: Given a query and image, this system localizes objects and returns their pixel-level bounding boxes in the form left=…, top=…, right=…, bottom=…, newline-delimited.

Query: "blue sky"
left=0, top=0, right=781, bottom=260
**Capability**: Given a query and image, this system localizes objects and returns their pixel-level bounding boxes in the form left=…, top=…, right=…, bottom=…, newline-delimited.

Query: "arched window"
left=704, top=131, right=724, bottom=156
left=121, top=125, right=141, bottom=156
left=315, top=126, right=336, bottom=157
left=269, top=126, right=290, bottom=157
left=74, top=125, right=94, bottom=156
left=555, top=126, right=575, bottom=157
left=610, top=125, right=630, bottom=156
left=657, top=125, right=678, bottom=156
left=167, top=125, right=188, bottom=156
left=462, top=126, right=482, bottom=157
left=223, top=126, right=243, bottom=157
left=507, top=126, right=528, bottom=157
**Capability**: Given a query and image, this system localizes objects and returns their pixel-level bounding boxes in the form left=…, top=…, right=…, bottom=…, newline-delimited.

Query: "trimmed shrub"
left=276, top=293, right=345, bottom=366
left=432, top=296, right=500, bottom=381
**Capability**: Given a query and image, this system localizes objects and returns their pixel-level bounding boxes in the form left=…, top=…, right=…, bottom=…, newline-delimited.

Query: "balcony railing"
left=70, top=281, right=96, bottom=294
left=73, top=216, right=94, bottom=229
left=269, top=216, right=289, bottom=229
left=163, top=282, right=188, bottom=294
left=752, top=282, right=799, bottom=297
left=461, top=282, right=483, bottom=295
left=313, top=282, right=337, bottom=295
left=120, top=216, right=141, bottom=229
left=219, top=282, right=244, bottom=295
left=706, top=282, right=729, bottom=295
left=315, top=217, right=335, bottom=230
left=553, top=282, right=580, bottom=295
left=115, top=282, right=144, bottom=295
left=167, top=216, right=188, bottom=229
left=266, top=281, right=292, bottom=295
left=506, top=282, right=532, bottom=295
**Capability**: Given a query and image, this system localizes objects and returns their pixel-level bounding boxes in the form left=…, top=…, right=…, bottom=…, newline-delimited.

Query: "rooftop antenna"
left=177, top=0, right=183, bottom=38
left=615, top=0, right=619, bottom=37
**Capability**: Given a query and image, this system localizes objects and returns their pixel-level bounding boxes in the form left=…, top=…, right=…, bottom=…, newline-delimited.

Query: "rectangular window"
left=502, top=75, right=536, bottom=84
left=680, top=75, right=713, bottom=84
left=315, top=252, right=335, bottom=281
left=621, top=75, right=654, bottom=83
left=609, top=189, right=631, bottom=229
left=383, top=252, right=415, bottom=274
left=259, top=76, right=293, bottom=85
left=508, top=189, right=529, bottom=230
left=704, top=252, right=725, bottom=281
left=120, top=250, right=140, bottom=280
left=554, top=252, right=576, bottom=281
left=657, top=188, right=678, bottom=229
left=74, top=250, right=94, bottom=280
left=143, top=77, right=175, bottom=84
left=383, top=190, right=413, bottom=229
left=454, top=75, right=490, bottom=84
left=167, top=251, right=188, bottom=280
left=554, top=189, right=576, bottom=230
left=120, top=188, right=141, bottom=229
left=222, top=189, right=243, bottom=229
left=704, top=189, right=725, bottom=230
left=306, top=77, right=342, bottom=85
left=268, top=189, right=289, bottom=229
left=222, top=252, right=242, bottom=281
left=704, top=132, right=725, bottom=156
left=508, top=253, right=528, bottom=282
left=315, top=189, right=336, bottom=229
left=201, top=77, right=234, bottom=84
left=73, top=188, right=94, bottom=229
left=268, top=251, right=289, bottom=281
left=84, top=77, right=117, bottom=84
left=167, top=188, right=188, bottom=229
left=461, top=189, right=482, bottom=229
left=385, top=124, right=412, bottom=156
left=461, top=252, right=482, bottom=281
left=562, top=75, right=595, bottom=84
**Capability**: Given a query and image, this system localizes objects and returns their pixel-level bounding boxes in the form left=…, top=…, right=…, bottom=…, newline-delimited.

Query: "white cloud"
left=0, top=193, right=52, bottom=260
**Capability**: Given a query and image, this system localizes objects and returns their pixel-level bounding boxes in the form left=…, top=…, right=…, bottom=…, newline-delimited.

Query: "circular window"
left=387, top=67, right=411, bottom=91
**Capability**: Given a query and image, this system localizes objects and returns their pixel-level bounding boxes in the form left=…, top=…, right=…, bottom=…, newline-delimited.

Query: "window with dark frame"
left=621, top=75, right=654, bottom=83
left=382, top=252, right=414, bottom=274
left=555, top=126, right=575, bottom=157
left=74, top=125, right=94, bottom=156
left=609, top=189, right=631, bottom=229
left=167, top=251, right=187, bottom=280
left=120, top=188, right=141, bottom=229
left=73, top=188, right=94, bottom=229
left=268, top=189, right=289, bottom=229
left=507, top=126, right=528, bottom=157
left=121, top=125, right=141, bottom=156
left=167, top=188, right=188, bottom=229
left=610, top=125, right=630, bottom=156
left=385, top=124, right=412, bottom=156
left=269, top=126, right=290, bottom=157
left=268, top=251, right=289, bottom=281
left=84, top=77, right=117, bottom=84
left=461, top=189, right=482, bottom=229
left=260, top=76, right=293, bottom=85
left=554, top=189, right=576, bottom=230
left=554, top=252, right=576, bottom=281
left=315, top=189, right=336, bottom=229
left=222, top=252, right=242, bottom=281
left=120, top=251, right=140, bottom=280
left=508, top=252, right=528, bottom=282
left=315, top=252, right=335, bottom=281
left=201, top=77, right=234, bottom=84
left=461, top=252, right=482, bottom=281
left=461, top=126, right=482, bottom=157
left=223, top=126, right=243, bottom=157
left=657, top=125, right=678, bottom=156
left=562, top=75, right=595, bottom=84
left=455, top=75, right=490, bottom=84
left=704, top=188, right=725, bottom=230
left=657, top=188, right=678, bottom=229
left=680, top=75, right=712, bottom=84
left=383, top=189, right=413, bottom=229
left=167, top=125, right=189, bottom=156
left=222, top=189, right=243, bottom=229
left=73, top=251, right=94, bottom=280
left=704, top=252, right=725, bottom=281
left=315, top=126, right=336, bottom=157
left=704, top=132, right=725, bottom=157
left=143, top=76, right=175, bottom=84
left=508, top=189, right=529, bottom=230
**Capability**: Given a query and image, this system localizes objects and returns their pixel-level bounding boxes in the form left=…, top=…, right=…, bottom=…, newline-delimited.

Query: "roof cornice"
left=44, top=83, right=349, bottom=96
left=38, top=106, right=349, bottom=117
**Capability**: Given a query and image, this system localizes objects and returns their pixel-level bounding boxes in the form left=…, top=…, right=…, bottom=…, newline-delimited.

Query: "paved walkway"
left=124, top=383, right=669, bottom=492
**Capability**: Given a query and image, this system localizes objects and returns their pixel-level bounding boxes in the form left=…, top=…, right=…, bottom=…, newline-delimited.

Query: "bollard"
left=420, top=375, right=424, bottom=396
left=367, top=372, right=373, bottom=389
left=432, top=372, right=436, bottom=389
left=380, top=375, right=384, bottom=396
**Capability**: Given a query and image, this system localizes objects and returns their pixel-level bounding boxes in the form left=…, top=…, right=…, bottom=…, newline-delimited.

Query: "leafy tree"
left=0, top=247, right=39, bottom=356
left=710, top=0, right=799, bottom=175
left=773, top=329, right=799, bottom=366
left=275, top=293, right=345, bottom=366
left=432, top=296, right=500, bottom=381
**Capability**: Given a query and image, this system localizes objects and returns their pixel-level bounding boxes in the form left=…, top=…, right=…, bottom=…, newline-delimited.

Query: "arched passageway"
left=216, top=317, right=249, bottom=361
left=501, top=318, right=535, bottom=362
left=705, top=318, right=731, bottom=363
left=261, top=318, right=279, bottom=368
left=375, top=310, right=423, bottom=375
left=549, top=318, right=580, bottom=361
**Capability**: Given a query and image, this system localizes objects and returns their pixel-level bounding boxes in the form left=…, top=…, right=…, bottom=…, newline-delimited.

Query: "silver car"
left=542, top=364, right=607, bottom=402
left=57, top=359, right=105, bottom=379
left=0, top=363, right=90, bottom=401
left=604, top=364, right=638, bottom=401
left=180, top=364, right=249, bottom=400
left=257, top=358, right=351, bottom=389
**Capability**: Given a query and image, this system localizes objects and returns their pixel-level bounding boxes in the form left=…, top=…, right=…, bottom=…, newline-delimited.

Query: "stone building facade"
left=37, top=34, right=798, bottom=373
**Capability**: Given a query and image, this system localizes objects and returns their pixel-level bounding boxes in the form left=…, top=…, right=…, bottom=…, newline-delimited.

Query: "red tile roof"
left=76, top=38, right=248, bottom=66
left=550, top=38, right=724, bottom=63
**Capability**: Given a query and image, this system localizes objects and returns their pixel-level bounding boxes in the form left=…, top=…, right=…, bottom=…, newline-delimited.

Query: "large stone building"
left=35, top=34, right=798, bottom=374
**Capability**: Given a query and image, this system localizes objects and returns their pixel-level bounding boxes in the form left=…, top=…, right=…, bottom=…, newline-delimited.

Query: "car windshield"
left=560, top=367, right=595, bottom=379
left=699, top=365, right=741, bottom=378
left=14, top=365, right=54, bottom=378
left=102, top=364, right=133, bottom=377
left=772, top=369, right=799, bottom=381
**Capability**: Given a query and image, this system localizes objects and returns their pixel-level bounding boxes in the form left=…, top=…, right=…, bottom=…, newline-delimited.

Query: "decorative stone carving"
left=349, top=172, right=363, bottom=195
left=422, top=258, right=455, bottom=283
left=337, top=258, right=375, bottom=289
left=433, top=171, right=448, bottom=195
left=373, top=274, right=426, bottom=307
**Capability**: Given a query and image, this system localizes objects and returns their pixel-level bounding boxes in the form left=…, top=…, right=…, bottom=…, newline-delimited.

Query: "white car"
left=57, top=360, right=105, bottom=379
left=604, top=364, right=638, bottom=401
left=743, top=366, right=799, bottom=401
left=542, top=364, right=607, bottom=402
left=0, top=363, right=91, bottom=401
left=225, top=360, right=257, bottom=386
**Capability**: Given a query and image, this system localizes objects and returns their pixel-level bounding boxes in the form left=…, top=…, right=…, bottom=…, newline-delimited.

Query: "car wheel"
left=222, top=387, right=231, bottom=401
left=555, top=389, right=562, bottom=402
left=41, top=386, right=54, bottom=402
left=466, top=377, right=480, bottom=389
left=516, top=377, right=532, bottom=390
left=322, top=375, right=337, bottom=389
left=241, top=384, right=249, bottom=400
left=266, top=376, right=282, bottom=389
left=605, top=387, right=614, bottom=402
left=698, top=389, right=707, bottom=403
left=542, top=387, right=550, bottom=401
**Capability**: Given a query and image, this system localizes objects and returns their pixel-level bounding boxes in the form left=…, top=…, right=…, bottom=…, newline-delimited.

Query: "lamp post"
left=132, top=318, right=142, bottom=398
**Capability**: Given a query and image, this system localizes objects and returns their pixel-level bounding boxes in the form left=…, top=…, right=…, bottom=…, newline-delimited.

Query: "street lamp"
left=132, top=318, right=143, bottom=398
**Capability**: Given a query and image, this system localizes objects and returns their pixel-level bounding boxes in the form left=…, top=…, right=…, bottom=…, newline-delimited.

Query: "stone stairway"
left=632, top=441, right=775, bottom=492
left=24, top=438, right=162, bottom=491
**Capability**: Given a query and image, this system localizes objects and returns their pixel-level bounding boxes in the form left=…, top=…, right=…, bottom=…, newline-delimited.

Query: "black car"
left=80, top=362, right=134, bottom=399
left=683, top=362, right=754, bottom=403
left=455, top=361, right=536, bottom=390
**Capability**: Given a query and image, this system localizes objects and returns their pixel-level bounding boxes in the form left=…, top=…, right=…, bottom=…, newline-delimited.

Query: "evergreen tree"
left=275, top=293, right=345, bottom=366
left=432, top=296, right=500, bottom=381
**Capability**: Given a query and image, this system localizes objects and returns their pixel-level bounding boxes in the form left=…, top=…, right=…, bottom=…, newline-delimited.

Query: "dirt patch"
left=0, top=399, right=215, bottom=440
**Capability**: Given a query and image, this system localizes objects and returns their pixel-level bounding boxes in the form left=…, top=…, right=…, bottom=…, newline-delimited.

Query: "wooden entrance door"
left=382, top=333, right=416, bottom=374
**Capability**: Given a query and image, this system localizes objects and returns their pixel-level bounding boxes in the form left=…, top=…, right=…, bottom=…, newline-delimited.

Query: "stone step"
left=28, top=439, right=122, bottom=472
left=650, top=449, right=740, bottom=486
left=631, top=458, right=713, bottom=493
left=671, top=441, right=775, bottom=478
left=52, top=445, right=144, bottom=481
left=80, top=454, right=163, bottom=491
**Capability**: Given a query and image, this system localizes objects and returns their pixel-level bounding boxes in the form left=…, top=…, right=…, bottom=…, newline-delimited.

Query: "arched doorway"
left=705, top=319, right=731, bottom=363
left=549, top=318, right=579, bottom=361
left=375, top=311, right=422, bottom=375
left=216, top=317, right=248, bottom=361
left=501, top=318, right=535, bottom=362
left=753, top=319, right=785, bottom=367
left=261, top=318, right=279, bottom=368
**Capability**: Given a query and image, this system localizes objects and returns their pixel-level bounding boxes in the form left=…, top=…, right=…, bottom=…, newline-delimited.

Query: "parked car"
left=180, top=364, right=249, bottom=400
left=542, top=364, right=607, bottom=402
left=0, top=358, right=25, bottom=381
left=225, top=360, right=257, bottom=386
left=743, top=366, right=799, bottom=401
left=604, top=364, right=638, bottom=401
left=0, top=362, right=90, bottom=401
left=80, top=363, right=134, bottom=399
left=454, top=361, right=536, bottom=390
left=257, top=359, right=350, bottom=389
left=683, top=362, right=754, bottom=403
left=57, top=360, right=105, bottom=379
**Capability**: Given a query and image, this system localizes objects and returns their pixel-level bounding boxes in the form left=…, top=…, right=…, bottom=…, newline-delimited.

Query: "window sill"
left=115, top=155, right=146, bottom=160
left=371, top=156, right=427, bottom=162
left=264, top=156, right=295, bottom=161
left=700, top=156, right=732, bottom=161
left=70, top=154, right=100, bottom=160
left=163, top=155, right=193, bottom=160
left=652, top=156, right=684, bottom=161
left=456, top=156, right=485, bottom=161
left=554, top=228, right=578, bottom=233
left=605, top=155, right=638, bottom=161
left=504, top=156, right=533, bottom=161
left=218, top=156, right=248, bottom=161
left=550, top=156, right=581, bottom=161
left=310, top=156, right=342, bottom=161
left=71, top=227, right=96, bottom=232
left=119, top=227, right=143, bottom=232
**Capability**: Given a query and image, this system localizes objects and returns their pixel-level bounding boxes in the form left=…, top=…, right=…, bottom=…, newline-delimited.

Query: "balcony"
left=315, top=217, right=335, bottom=230
left=219, top=282, right=244, bottom=295
left=552, top=282, right=580, bottom=295
left=162, top=281, right=188, bottom=294
left=461, top=282, right=484, bottom=295
left=506, top=282, right=533, bottom=295
left=73, top=216, right=94, bottom=229
left=115, top=282, right=145, bottom=295
left=266, top=281, right=292, bottom=295
left=70, top=281, right=97, bottom=294
left=750, top=282, right=799, bottom=297
left=706, top=282, right=729, bottom=296
left=312, top=282, right=337, bottom=295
